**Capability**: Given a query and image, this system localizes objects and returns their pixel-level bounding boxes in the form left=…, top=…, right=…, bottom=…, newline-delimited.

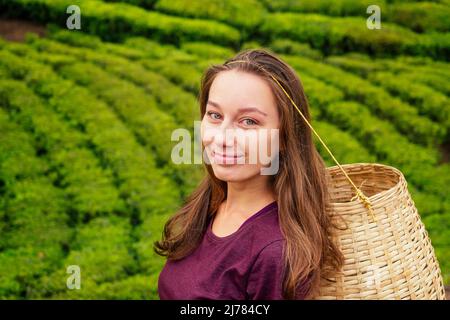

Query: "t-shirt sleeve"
left=246, top=240, right=285, bottom=300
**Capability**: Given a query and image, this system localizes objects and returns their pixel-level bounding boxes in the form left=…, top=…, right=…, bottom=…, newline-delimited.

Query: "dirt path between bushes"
left=0, top=18, right=46, bottom=42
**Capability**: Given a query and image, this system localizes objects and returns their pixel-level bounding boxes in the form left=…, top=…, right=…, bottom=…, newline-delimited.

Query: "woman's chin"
left=212, top=165, right=260, bottom=182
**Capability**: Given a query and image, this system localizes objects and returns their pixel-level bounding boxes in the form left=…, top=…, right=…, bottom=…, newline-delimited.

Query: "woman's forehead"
left=209, top=70, right=277, bottom=113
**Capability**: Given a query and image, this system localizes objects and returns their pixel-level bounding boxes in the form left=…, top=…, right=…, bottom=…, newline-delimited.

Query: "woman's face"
left=201, top=69, right=280, bottom=182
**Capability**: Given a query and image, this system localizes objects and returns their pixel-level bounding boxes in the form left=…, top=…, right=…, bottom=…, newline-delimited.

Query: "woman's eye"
left=207, top=111, right=221, bottom=120
left=242, top=118, right=257, bottom=126
left=207, top=111, right=258, bottom=127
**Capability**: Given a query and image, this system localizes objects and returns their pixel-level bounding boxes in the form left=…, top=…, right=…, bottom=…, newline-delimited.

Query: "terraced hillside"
left=0, top=0, right=449, bottom=299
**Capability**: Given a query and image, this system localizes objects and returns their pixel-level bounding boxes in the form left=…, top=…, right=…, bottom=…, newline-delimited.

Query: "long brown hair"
left=154, top=48, right=344, bottom=299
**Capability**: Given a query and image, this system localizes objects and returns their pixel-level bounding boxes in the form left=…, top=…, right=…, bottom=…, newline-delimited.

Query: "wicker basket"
left=316, top=162, right=446, bottom=300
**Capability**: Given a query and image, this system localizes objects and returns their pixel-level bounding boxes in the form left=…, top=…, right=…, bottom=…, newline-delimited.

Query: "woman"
left=155, top=48, right=344, bottom=300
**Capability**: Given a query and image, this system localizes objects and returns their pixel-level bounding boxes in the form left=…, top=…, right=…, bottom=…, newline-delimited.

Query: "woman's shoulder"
left=254, top=239, right=285, bottom=263
left=245, top=206, right=285, bottom=245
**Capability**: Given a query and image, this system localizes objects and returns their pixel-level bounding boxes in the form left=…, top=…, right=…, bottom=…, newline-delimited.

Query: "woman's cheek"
left=240, top=130, right=259, bottom=164
left=200, top=120, right=218, bottom=148
left=245, top=129, right=278, bottom=166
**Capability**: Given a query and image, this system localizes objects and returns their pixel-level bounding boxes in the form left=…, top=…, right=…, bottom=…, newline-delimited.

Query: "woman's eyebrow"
left=207, top=100, right=267, bottom=117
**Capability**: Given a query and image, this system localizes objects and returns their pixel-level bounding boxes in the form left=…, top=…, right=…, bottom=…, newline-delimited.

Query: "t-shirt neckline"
left=206, top=200, right=278, bottom=242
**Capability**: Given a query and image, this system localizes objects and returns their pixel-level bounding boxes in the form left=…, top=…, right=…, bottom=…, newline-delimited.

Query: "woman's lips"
left=212, top=150, right=244, bottom=164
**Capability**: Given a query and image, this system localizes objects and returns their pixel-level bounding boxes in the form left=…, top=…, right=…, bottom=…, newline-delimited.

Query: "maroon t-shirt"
left=157, top=201, right=309, bottom=300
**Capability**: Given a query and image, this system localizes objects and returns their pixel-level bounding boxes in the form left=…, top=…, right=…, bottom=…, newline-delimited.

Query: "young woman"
left=155, top=48, right=344, bottom=300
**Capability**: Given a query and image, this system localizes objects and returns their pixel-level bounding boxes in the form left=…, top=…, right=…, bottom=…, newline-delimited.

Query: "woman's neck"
left=222, top=177, right=277, bottom=218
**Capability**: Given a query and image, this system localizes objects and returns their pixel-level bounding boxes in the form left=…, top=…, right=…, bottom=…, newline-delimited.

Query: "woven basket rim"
left=326, top=162, right=405, bottom=205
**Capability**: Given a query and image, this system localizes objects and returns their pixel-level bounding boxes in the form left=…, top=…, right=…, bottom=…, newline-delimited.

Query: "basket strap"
left=226, top=59, right=376, bottom=223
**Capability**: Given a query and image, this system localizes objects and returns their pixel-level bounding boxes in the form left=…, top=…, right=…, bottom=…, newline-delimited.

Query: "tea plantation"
left=0, top=0, right=448, bottom=299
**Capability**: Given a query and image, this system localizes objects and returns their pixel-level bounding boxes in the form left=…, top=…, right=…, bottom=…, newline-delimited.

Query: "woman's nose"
left=214, top=125, right=236, bottom=148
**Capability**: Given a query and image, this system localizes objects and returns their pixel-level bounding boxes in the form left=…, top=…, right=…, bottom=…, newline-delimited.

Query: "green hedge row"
left=0, top=0, right=240, bottom=47
left=46, top=30, right=228, bottom=95
left=372, top=55, right=450, bottom=79
left=261, top=1, right=449, bottom=33
left=29, top=216, right=136, bottom=298
left=325, top=52, right=450, bottom=82
left=313, top=121, right=377, bottom=166
left=262, top=0, right=386, bottom=16
left=180, top=41, right=235, bottom=60
left=56, top=61, right=203, bottom=198
left=423, top=213, right=450, bottom=284
left=47, top=210, right=172, bottom=299
left=62, top=31, right=207, bottom=93
left=283, top=55, right=446, bottom=147
left=0, top=109, right=71, bottom=297
left=132, top=212, right=172, bottom=299
left=49, top=273, right=159, bottom=299
left=103, top=0, right=157, bottom=10
left=408, top=185, right=449, bottom=220
left=0, top=50, right=169, bottom=298
left=58, top=62, right=179, bottom=164
left=0, top=245, right=65, bottom=298
left=325, top=52, right=387, bottom=74
left=267, top=38, right=323, bottom=59
left=96, top=35, right=205, bottom=93
left=401, top=71, right=450, bottom=97
left=0, top=44, right=187, bottom=298
left=1, top=43, right=180, bottom=219
left=0, top=64, right=126, bottom=220
left=47, top=31, right=223, bottom=96
left=323, top=54, right=450, bottom=130
left=122, top=38, right=209, bottom=93
left=327, top=52, right=450, bottom=77
left=0, top=110, right=48, bottom=185
left=434, top=245, right=450, bottom=284
left=369, top=72, right=450, bottom=130
left=324, top=101, right=449, bottom=206
left=384, top=2, right=450, bottom=33
left=300, top=73, right=345, bottom=111
left=25, top=35, right=207, bottom=198
left=324, top=55, right=450, bottom=133
left=325, top=53, right=450, bottom=97
left=45, top=24, right=200, bottom=64
left=423, top=213, right=450, bottom=247
left=132, top=213, right=170, bottom=275
left=44, top=31, right=201, bottom=129
left=0, top=108, right=72, bottom=250
left=154, top=0, right=266, bottom=30
left=259, top=13, right=450, bottom=60
left=48, top=55, right=197, bottom=194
